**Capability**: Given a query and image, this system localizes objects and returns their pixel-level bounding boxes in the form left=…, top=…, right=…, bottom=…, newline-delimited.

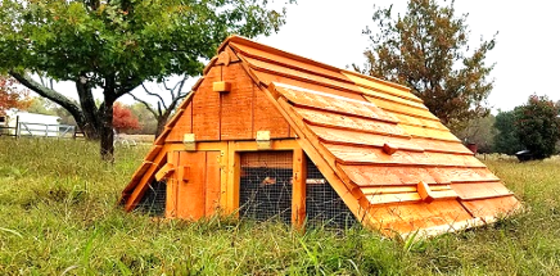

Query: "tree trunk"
left=76, top=78, right=102, bottom=140
left=99, top=99, right=115, bottom=162
left=100, top=77, right=117, bottom=161
left=155, top=117, right=167, bottom=139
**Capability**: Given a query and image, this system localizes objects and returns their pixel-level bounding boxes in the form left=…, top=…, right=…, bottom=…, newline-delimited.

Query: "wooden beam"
left=166, top=151, right=179, bottom=218
left=125, top=145, right=169, bottom=211
left=292, top=148, right=307, bottom=229
left=155, top=163, right=175, bottom=181
left=219, top=144, right=229, bottom=215
left=226, top=141, right=241, bottom=215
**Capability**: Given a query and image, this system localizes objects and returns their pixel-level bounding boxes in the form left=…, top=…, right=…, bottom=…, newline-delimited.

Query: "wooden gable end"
left=166, top=51, right=291, bottom=143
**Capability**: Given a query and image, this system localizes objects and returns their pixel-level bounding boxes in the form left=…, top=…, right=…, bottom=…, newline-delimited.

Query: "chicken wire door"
left=173, top=151, right=221, bottom=220
left=305, top=156, right=357, bottom=228
left=239, top=151, right=293, bottom=223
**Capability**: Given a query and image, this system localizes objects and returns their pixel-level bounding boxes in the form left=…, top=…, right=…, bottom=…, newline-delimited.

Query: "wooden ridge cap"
left=221, top=35, right=410, bottom=95
left=220, top=35, right=346, bottom=73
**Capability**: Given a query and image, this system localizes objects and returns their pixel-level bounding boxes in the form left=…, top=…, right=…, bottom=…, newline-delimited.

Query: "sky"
left=34, top=0, right=560, bottom=113
left=252, top=0, right=560, bottom=112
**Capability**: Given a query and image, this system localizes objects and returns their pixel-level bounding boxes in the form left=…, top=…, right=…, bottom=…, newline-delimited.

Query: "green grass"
left=1, top=138, right=559, bottom=275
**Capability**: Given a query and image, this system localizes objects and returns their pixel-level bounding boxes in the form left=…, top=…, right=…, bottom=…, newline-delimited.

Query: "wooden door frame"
left=162, top=139, right=305, bottom=226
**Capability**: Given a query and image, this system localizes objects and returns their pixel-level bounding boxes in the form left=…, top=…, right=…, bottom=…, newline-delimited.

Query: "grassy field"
left=0, top=138, right=559, bottom=275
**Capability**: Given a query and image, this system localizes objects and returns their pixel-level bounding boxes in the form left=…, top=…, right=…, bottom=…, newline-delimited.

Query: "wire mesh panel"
left=136, top=180, right=167, bottom=216
left=305, top=157, right=357, bottom=228
left=239, top=151, right=293, bottom=224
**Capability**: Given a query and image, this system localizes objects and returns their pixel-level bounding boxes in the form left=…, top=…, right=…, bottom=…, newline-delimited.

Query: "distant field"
left=1, top=138, right=559, bottom=275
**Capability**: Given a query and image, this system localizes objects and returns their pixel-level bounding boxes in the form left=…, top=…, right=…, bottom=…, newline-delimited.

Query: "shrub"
left=513, top=94, right=560, bottom=159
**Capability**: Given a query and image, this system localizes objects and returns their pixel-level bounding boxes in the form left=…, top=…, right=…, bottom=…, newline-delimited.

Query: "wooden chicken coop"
left=120, top=36, right=520, bottom=236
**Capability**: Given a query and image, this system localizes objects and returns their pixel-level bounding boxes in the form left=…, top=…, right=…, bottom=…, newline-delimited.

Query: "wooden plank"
left=154, top=163, right=175, bottom=181
left=271, top=83, right=397, bottom=124
left=239, top=151, right=293, bottom=169
left=460, top=195, right=520, bottom=218
left=341, top=165, right=501, bottom=187
left=323, top=143, right=486, bottom=168
left=130, top=162, right=151, bottom=183
left=293, top=106, right=409, bottom=138
left=252, top=70, right=365, bottom=101
left=309, top=125, right=425, bottom=152
left=177, top=151, right=206, bottom=220
left=165, top=151, right=179, bottom=218
left=231, top=139, right=300, bottom=152
left=292, top=148, right=307, bottom=228
left=220, top=63, right=254, bottom=140
left=368, top=199, right=473, bottom=234
left=361, top=186, right=417, bottom=195
left=192, top=66, right=221, bottom=141
left=412, top=137, right=473, bottom=155
left=367, top=193, right=421, bottom=205
left=220, top=145, right=229, bottom=215
left=144, top=145, right=163, bottom=162
left=391, top=113, right=448, bottom=131
left=364, top=95, right=440, bottom=122
left=355, top=85, right=428, bottom=109
left=451, top=181, right=513, bottom=200
left=154, top=127, right=172, bottom=145
left=230, top=41, right=353, bottom=84
left=339, top=165, right=437, bottom=186
left=125, top=146, right=169, bottom=211
left=205, top=151, right=222, bottom=216
left=253, top=85, right=291, bottom=139
left=202, top=57, right=218, bottom=75
left=399, top=124, right=460, bottom=142
left=226, top=141, right=241, bottom=214
left=342, top=71, right=423, bottom=103
left=166, top=103, right=193, bottom=142
left=430, top=167, right=500, bottom=183
left=245, top=57, right=372, bottom=99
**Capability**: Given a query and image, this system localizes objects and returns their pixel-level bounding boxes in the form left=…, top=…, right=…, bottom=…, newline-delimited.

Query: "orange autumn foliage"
left=0, top=76, right=31, bottom=115
left=113, top=103, right=140, bottom=133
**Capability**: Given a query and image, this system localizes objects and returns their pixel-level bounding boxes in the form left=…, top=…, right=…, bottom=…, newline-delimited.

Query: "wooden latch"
left=256, top=130, right=271, bottom=150
left=178, top=166, right=190, bottom=184
left=213, top=81, right=231, bottom=93
left=382, top=143, right=398, bottom=155
left=417, top=181, right=459, bottom=204
left=183, top=133, right=196, bottom=151
left=155, top=163, right=175, bottom=181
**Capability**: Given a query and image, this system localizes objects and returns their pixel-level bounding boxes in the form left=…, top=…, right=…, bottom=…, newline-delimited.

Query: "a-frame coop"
left=121, top=36, right=520, bottom=236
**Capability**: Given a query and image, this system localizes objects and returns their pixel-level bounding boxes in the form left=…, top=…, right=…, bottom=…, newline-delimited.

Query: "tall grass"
left=0, top=138, right=559, bottom=275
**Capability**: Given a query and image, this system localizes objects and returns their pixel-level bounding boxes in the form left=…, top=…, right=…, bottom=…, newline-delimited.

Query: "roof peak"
left=217, top=35, right=411, bottom=92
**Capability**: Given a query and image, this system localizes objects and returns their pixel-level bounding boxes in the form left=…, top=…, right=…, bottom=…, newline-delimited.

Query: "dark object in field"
left=515, top=150, right=534, bottom=162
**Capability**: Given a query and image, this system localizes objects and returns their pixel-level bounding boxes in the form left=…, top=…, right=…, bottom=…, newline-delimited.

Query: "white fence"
left=0, top=122, right=77, bottom=138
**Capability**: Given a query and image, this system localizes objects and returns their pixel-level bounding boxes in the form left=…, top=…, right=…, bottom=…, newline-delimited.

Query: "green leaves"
left=513, top=95, right=560, bottom=159
left=0, top=0, right=292, bottom=91
left=362, top=0, right=495, bottom=132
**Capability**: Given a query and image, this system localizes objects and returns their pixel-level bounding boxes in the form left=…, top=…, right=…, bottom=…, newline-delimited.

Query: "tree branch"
left=9, top=71, right=83, bottom=121
left=128, top=92, right=158, bottom=118
left=141, top=83, right=167, bottom=109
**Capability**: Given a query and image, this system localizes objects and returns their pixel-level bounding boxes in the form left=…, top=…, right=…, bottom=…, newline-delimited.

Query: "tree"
left=128, top=102, right=158, bottom=135
left=113, top=103, right=140, bottom=133
left=513, top=94, right=560, bottom=159
left=360, top=0, right=496, bottom=132
left=0, top=0, right=293, bottom=161
left=456, top=114, right=496, bottom=153
left=129, top=76, right=189, bottom=137
left=0, top=75, right=31, bottom=115
left=493, top=110, right=523, bottom=155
